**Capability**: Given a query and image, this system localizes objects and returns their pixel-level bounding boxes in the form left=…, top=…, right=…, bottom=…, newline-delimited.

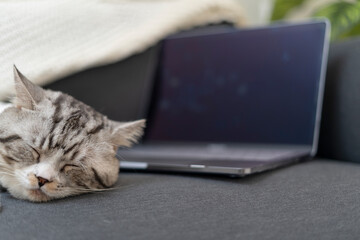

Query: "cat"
left=0, top=66, right=145, bottom=202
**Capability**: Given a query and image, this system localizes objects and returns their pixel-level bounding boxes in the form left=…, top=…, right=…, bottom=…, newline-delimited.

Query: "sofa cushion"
left=1, top=159, right=359, bottom=240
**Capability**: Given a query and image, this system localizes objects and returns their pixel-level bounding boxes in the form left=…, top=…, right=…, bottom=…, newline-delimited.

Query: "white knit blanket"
left=0, top=0, right=246, bottom=101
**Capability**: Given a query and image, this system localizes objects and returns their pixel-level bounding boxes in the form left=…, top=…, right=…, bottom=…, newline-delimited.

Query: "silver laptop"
left=118, top=20, right=330, bottom=176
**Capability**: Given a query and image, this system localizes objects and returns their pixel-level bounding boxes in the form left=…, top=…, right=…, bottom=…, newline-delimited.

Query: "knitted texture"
left=0, top=0, right=246, bottom=101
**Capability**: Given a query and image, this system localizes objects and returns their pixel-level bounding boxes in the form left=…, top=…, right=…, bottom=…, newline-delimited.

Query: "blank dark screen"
left=145, top=22, right=326, bottom=145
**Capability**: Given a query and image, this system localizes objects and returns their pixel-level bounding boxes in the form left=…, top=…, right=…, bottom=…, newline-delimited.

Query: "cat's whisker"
left=0, top=172, right=16, bottom=177
left=83, top=185, right=133, bottom=192
left=70, top=187, right=116, bottom=193
left=93, top=188, right=116, bottom=192
left=115, top=153, right=127, bottom=162
left=75, top=188, right=102, bottom=193
left=71, top=189, right=94, bottom=194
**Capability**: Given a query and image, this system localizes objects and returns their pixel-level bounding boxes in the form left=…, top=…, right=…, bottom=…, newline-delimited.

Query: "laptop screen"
left=144, top=21, right=328, bottom=145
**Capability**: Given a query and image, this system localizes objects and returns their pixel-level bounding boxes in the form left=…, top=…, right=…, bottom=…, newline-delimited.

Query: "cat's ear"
left=110, top=119, right=146, bottom=148
left=13, top=65, right=45, bottom=110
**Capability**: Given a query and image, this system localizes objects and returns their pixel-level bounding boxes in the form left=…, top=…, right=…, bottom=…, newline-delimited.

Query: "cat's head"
left=0, top=66, right=145, bottom=202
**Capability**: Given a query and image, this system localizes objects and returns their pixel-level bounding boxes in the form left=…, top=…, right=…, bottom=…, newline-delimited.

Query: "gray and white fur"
left=0, top=66, right=145, bottom=202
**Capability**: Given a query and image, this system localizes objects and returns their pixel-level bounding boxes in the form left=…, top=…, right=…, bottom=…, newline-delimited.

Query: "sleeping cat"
left=0, top=66, right=145, bottom=202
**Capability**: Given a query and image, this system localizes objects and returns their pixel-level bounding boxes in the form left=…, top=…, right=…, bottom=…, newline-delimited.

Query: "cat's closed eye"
left=2, top=154, right=18, bottom=163
left=61, top=164, right=81, bottom=173
left=29, top=146, right=40, bottom=162
left=4, top=142, right=39, bottom=164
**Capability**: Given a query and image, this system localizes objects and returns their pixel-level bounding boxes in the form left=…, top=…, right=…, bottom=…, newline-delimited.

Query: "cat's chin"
left=27, top=188, right=52, bottom=202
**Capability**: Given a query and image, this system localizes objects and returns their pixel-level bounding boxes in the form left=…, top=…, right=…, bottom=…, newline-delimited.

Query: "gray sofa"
left=1, top=31, right=360, bottom=240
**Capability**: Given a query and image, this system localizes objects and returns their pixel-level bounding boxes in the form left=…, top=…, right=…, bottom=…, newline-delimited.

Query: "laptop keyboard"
left=118, top=145, right=309, bottom=162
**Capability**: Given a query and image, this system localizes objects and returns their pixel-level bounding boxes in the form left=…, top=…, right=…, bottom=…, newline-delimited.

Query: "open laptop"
left=118, top=20, right=330, bottom=176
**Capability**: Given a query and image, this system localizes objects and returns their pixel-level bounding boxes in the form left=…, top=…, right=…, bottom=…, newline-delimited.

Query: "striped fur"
left=0, top=66, right=145, bottom=202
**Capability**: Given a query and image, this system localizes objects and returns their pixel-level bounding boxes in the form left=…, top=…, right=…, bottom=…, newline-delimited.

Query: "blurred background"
left=239, top=0, right=360, bottom=41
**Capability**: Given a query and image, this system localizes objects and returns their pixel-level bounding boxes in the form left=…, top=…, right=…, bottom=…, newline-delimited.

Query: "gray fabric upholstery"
left=1, top=159, right=360, bottom=240
left=318, top=37, right=360, bottom=162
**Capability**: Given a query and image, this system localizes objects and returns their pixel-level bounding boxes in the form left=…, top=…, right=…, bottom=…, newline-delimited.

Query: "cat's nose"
left=36, top=176, right=50, bottom=187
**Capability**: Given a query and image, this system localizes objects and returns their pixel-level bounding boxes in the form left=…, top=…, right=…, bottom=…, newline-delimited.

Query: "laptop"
left=117, top=20, right=330, bottom=176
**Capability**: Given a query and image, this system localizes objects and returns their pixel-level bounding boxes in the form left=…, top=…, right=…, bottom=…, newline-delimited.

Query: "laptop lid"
left=142, top=20, right=330, bottom=156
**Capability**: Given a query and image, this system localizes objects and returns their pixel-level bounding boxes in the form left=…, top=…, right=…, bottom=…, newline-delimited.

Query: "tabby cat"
left=0, top=66, right=145, bottom=202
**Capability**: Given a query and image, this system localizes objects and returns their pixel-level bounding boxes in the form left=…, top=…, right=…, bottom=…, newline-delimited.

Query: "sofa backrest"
left=46, top=46, right=159, bottom=121
left=318, top=37, right=360, bottom=162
